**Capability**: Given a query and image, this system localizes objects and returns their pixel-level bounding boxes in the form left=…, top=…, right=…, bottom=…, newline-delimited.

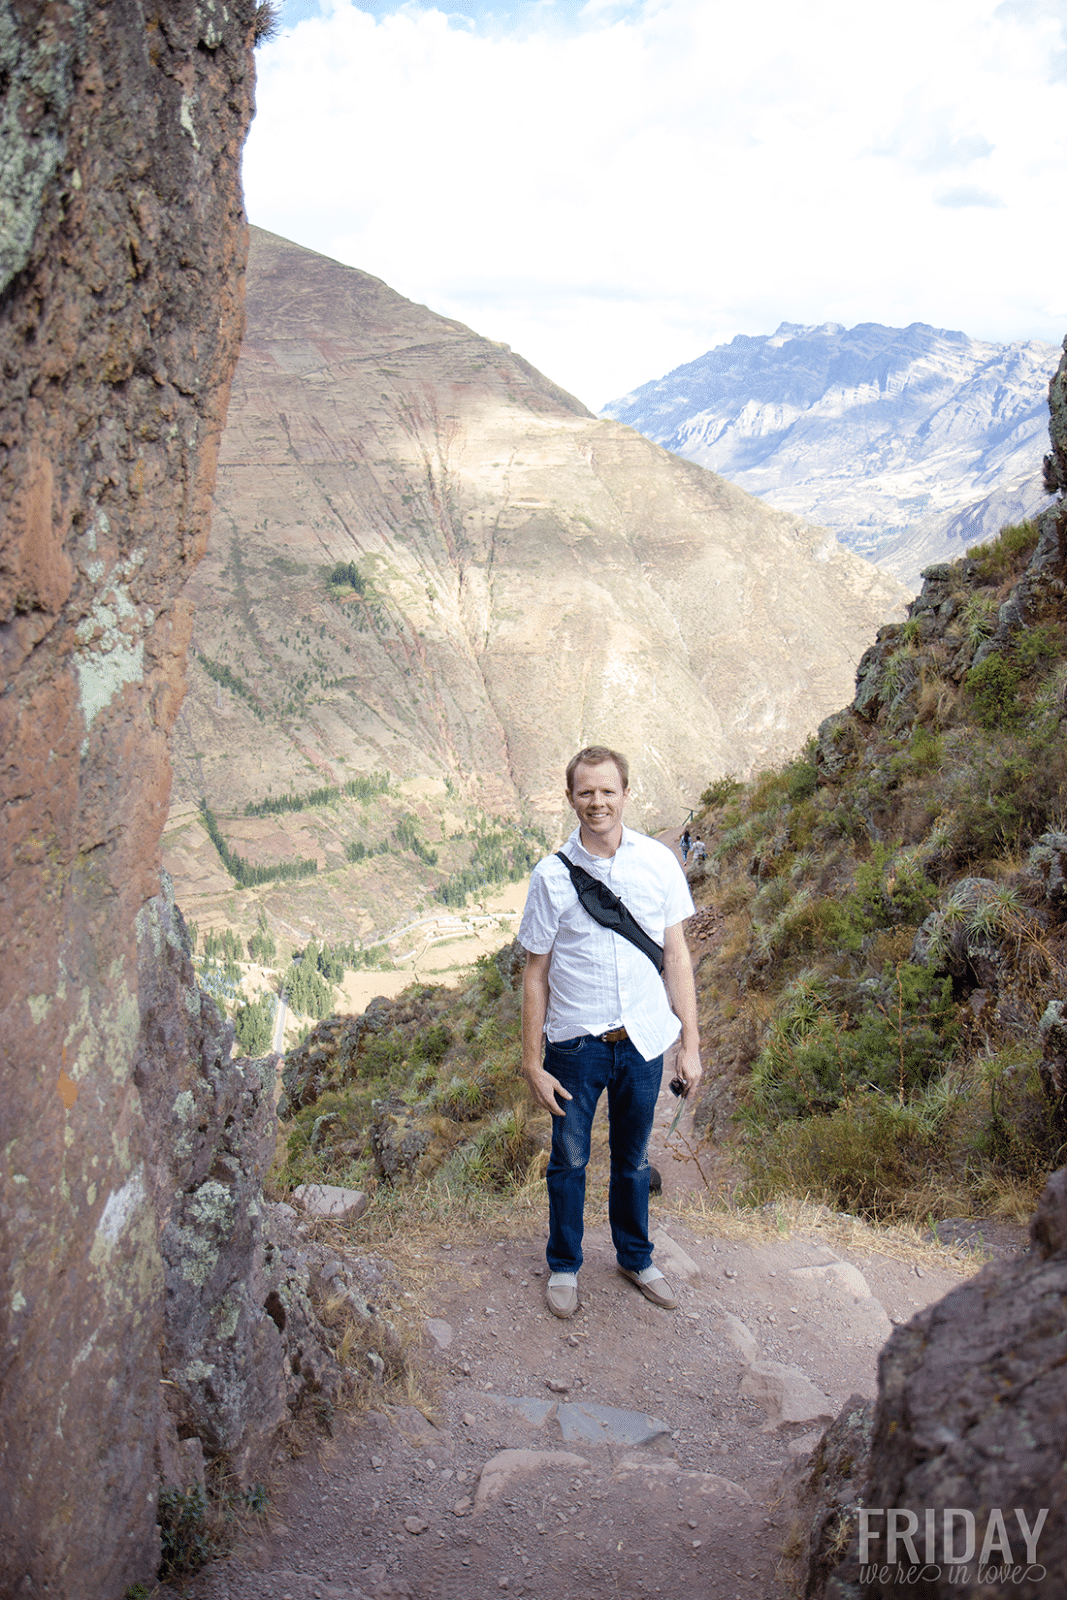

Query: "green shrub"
left=943, top=732, right=1067, bottom=867
left=1014, top=622, right=1062, bottom=677
left=845, top=844, right=938, bottom=929
left=749, top=963, right=957, bottom=1120
left=474, top=951, right=505, bottom=1002
left=158, top=1485, right=220, bottom=1581
left=353, top=1031, right=407, bottom=1080
left=700, top=774, right=743, bottom=808
left=450, top=1109, right=541, bottom=1190
left=965, top=651, right=1022, bottom=730
left=412, top=1022, right=451, bottom=1065
left=892, top=724, right=943, bottom=780
left=965, top=1048, right=1067, bottom=1187
left=742, top=1089, right=948, bottom=1217
left=784, top=748, right=818, bottom=803
left=966, top=519, right=1040, bottom=582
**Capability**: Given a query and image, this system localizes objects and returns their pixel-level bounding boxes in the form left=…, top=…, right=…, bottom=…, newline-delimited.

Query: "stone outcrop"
left=814, top=496, right=1066, bottom=835
left=806, top=1168, right=1067, bottom=1598
left=1042, top=336, right=1067, bottom=493
left=0, top=5, right=256, bottom=1593
left=135, top=875, right=288, bottom=1477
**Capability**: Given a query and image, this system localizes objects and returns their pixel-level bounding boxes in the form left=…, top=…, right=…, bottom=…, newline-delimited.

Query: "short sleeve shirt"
left=518, top=825, right=695, bottom=1061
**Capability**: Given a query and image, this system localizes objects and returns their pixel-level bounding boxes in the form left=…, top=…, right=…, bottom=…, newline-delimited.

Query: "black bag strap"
left=555, top=852, right=664, bottom=974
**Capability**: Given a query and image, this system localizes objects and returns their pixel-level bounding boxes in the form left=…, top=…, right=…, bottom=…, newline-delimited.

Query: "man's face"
left=567, top=759, right=629, bottom=845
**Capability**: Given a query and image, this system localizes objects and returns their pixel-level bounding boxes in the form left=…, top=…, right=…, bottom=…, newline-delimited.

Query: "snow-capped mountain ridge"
left=602, top=321, right=1059, bottom=585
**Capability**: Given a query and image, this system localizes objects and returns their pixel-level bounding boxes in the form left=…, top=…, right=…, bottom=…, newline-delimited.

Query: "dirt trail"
left=165, top=1072, right=1003, bottom=1600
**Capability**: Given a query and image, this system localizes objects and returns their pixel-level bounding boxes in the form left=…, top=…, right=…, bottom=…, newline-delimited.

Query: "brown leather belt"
left=597, top=1027, right=629, bottom=1043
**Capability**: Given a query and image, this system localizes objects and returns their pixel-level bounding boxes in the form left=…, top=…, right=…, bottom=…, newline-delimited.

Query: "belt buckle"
left=600, top=1026, right=628, bottom=1043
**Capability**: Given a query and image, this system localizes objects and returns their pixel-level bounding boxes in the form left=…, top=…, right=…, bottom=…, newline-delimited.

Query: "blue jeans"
left=543, top=1034, right=663, bottom=1274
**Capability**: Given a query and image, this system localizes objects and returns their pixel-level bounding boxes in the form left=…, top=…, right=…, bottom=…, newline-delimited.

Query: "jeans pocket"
left=546, top=1035, right=586, bottom=1056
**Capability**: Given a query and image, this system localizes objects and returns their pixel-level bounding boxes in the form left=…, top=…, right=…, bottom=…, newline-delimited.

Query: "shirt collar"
left=567, top=823, right=638, bottom=865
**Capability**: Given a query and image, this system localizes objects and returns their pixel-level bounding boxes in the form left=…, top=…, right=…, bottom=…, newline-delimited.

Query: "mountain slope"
left=602, top=321, right=1059, bottom=587
left=170, top=232, right=905, bottom=866
left=687, top=500, right=1067, bottom=1223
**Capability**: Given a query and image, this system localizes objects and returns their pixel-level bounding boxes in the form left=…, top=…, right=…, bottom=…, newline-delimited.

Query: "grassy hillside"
left=270, top=942, right=541, bottom=1202
left=688, top=513, right=1067, bottom=1222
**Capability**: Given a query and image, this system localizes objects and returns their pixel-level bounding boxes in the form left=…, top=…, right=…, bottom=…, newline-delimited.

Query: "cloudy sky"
left=245, top=0, right=1067, bottom=410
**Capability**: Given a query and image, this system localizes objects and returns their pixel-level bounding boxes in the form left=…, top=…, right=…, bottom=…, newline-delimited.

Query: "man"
left=518, top=746, right=702, bottom=1318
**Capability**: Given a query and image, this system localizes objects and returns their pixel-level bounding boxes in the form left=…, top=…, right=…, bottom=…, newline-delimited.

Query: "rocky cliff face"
left=170, top=231, right=906, bottom=851
left=0, top=5, right=255, bottom=1592
left=602, top=321, right=1059, bottom=588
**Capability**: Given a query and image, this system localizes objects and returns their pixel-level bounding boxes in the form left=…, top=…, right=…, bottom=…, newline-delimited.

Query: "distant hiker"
left=691, top=839, right=707, bottom=865
left=679, top=828, right=692, bottom=863
left=519, top=745, right=702, bottom=1319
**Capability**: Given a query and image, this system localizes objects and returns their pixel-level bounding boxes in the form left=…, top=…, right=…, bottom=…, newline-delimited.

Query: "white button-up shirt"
left=518, top=825, right=695, bottom=1062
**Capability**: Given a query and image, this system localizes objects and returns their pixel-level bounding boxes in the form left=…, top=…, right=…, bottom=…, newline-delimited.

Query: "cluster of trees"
left=243, top=770, right=389, bottom=818
left=328, top=559, right=367, bottom=594
left=196, top=652, right=265, bottom=721
left=282, top=943, right=336, bottom=1021
left=436, top=825, right=547, bottom=908
left=248, top=918, right=276, bottom=965
left=234, top=991, right=276, bottom=1056
left=345, top=838, right=391, bottom=863
left=394, top=812, right=438, bottom=866
left=322, top=937, right=391, bottom=971
left=199, top=799, right=318, bottom=887
left=202, top=927, right=243, bottom=966
left=194, top=926, right=243, bottom=1006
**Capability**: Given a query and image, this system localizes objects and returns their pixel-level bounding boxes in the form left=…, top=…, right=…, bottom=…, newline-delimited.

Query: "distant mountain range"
left=165, top=232, right=906, bottom=939
left=601, top=321, right=1060, bottom=587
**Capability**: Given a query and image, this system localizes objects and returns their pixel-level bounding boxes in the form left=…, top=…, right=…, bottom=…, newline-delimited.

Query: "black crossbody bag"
left=555, top=852, right=664, bottom=974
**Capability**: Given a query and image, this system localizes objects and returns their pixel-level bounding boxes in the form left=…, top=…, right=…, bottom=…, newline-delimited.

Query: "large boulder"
left=812, top=1168, right=1067, bottom=1597
left=1026, top=831, right=1067, bottom=914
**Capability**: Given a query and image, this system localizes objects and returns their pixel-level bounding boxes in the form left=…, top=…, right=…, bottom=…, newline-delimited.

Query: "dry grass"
left=987, top=1176, right=1045, bottom=1224
left=654, top=1188, right=994, bottom=1274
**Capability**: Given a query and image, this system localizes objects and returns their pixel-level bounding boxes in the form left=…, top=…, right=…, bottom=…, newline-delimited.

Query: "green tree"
left=234, top=992, right=276, bottom=1055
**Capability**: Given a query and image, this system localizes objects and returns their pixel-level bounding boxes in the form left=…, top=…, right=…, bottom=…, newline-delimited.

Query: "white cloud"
left=936, top=185, right=1007, bottom=208
left=249, top=0, right=1067, bottom=407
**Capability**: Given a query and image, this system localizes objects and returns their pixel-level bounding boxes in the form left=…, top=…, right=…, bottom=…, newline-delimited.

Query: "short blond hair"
left=565, top=746, right=629, bottom=795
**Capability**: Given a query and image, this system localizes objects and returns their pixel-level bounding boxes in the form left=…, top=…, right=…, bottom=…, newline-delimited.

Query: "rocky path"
left=164, top=1078, right=986, bottom=1600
